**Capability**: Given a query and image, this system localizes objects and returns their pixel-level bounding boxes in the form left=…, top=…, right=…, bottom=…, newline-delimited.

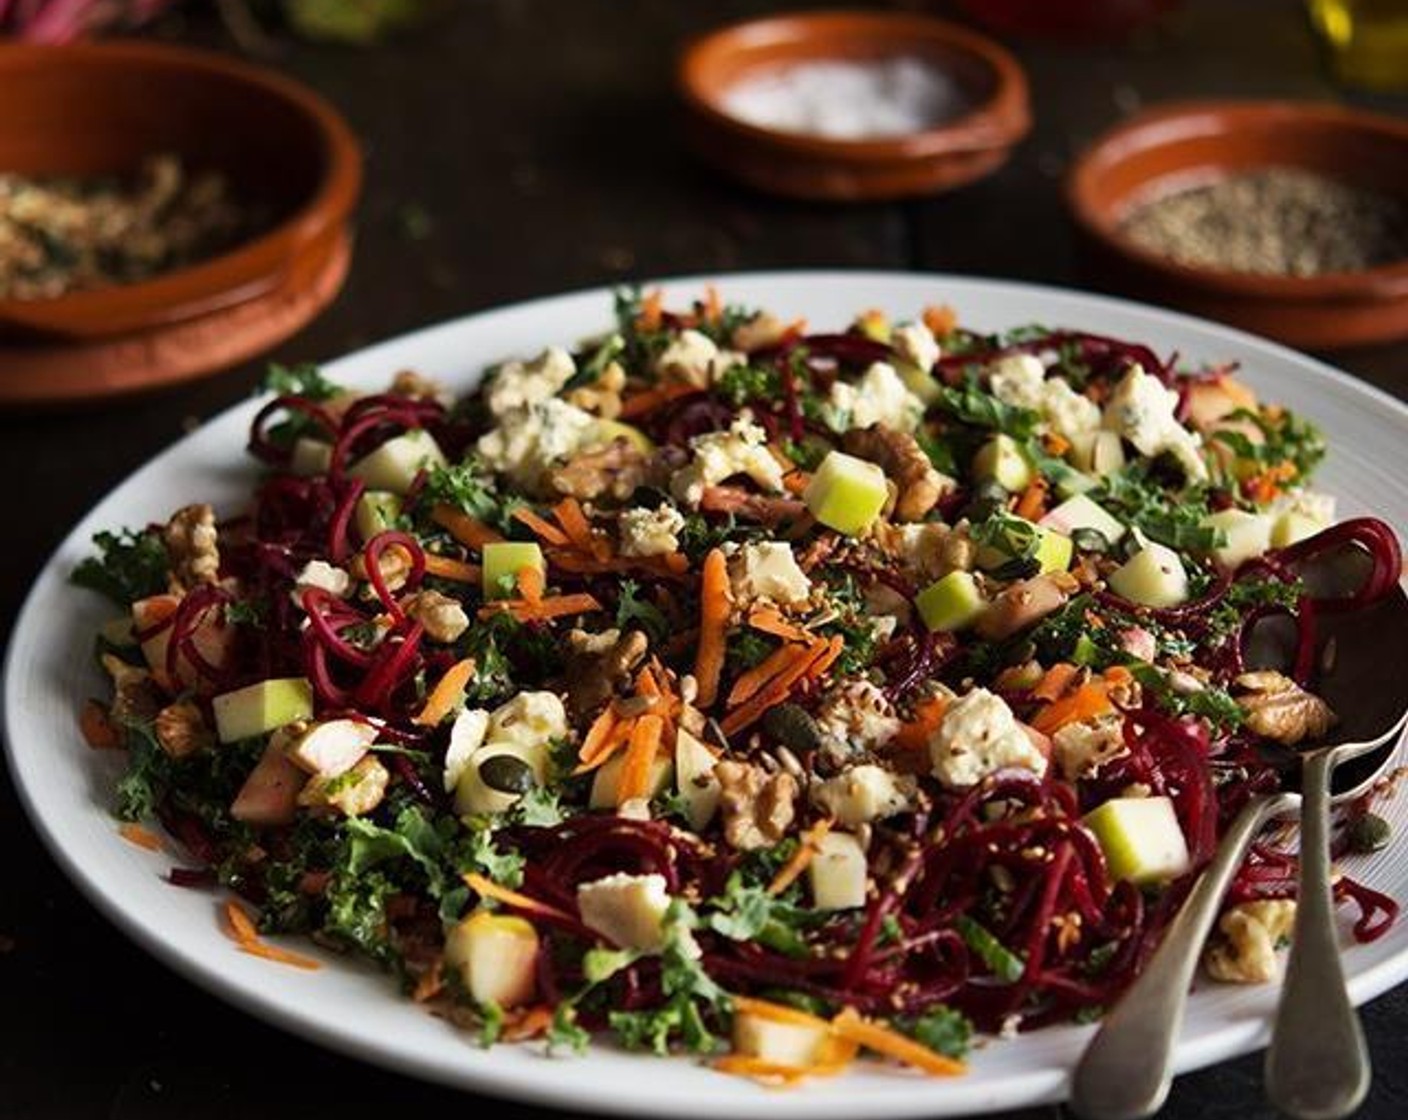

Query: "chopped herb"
left=902, top=1006, right=974, bottom=1059
left=956, top=915, right=1025, bottom=983
left=72, top=527, right=169, bottom=605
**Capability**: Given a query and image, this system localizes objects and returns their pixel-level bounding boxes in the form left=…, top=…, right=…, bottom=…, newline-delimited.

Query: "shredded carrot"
left=464, top=872, right=575, bottom=923
left=573, top=713, right=636, bottom=775
left=552, top=497, right=610, bottom=560
left=1030, top=680, right=1113, bottom=736
left=720, top=639, right=833, bottom=736
left=422, top=553, right=482, bottom=583
left=1014, top=477, right=1049, bottom=521
left=922, top=304, right=957, bottom=337
left=805, top=634, right=846, bottom=680
left=730, top=995, right=833, bottom=1030
left=618, top=380, right=700, bottom=419
left=414, top=657, right=476, bottom=726
left=767, top=818, right=834, bottom=897
left=712, top=1056, right=814, bottom=1087
left=412, top=960, right=445, bottom=1002
left=578, top=705, right=621, bottom=764
left=728, top=641, right=812, bottom=708
left=616, top=714, right=664, bottom=804
left=431, top=503, right=504, bottom=549
left=693, top=548, right=731, bottom=708
left=780, top=317, right=808, bottom=343
left=703, top=284, right=723, bottom=325
left=119, top=822, right=163, bottom=851
left=636, top=288, right=663, bottom=331
left=80, top=699, right=121, bottom=750
left=893, top=694, right=950, bottom=752
left=1033, top=662, right=1080, bottom=703
left=512, top=507, right=571, bottom=547
left=503, top=1005, right=555, bottom=1042
left=747, top=608, right=811, bottom=643
left=1043, top=432, right=1072, bottom=457
left=478, top=593, right=603, bottom=622
left=223, top=900, right=322, bottom=970
left=781, top=470, right=813, bottom=497
left=1103, top=665, right=1134, bottom=689
left=516, top=564, right=545, bottom=606
left=830, top=1008, right=966, bottom=1076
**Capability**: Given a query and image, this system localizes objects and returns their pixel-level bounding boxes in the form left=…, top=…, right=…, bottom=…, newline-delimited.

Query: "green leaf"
left=546, top=1003, right=592, bottom=1055
left=114, top=720, right=172, bottom=821
left=615, top=579, right=669, bottom=643
left=904, top=1006, right=973, bottom=1060
left=324, top=868, right=398, bottom=963
left=935, top=377, right=1040, bottom=437
left=705, top=873, right=817, bottom=958
left=956, top=915, right=1025, bottom=983
left=72, top=527, right=169, bottom=606
left=418, top=458, right=524, bottom=532
left=261, top=361, right=341, bottom=401
left=455, top=822, right=526, bottom=889
left=583, top=946, right=642, bottom=984
left=343, top=805, right=450, bottom=896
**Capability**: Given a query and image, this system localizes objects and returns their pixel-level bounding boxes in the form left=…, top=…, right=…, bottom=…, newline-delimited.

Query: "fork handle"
left=1070, top=792, right=1296, bottom=1120
left=1266, top=750, right=1371, bottom=1120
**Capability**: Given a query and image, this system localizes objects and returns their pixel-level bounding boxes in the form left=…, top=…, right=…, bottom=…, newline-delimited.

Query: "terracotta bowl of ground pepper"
left=678, top=10, right=1031, bottom=202
left=0, top=40, right=361, bottom=351
left=1067, top=101, right=1408, bottom=348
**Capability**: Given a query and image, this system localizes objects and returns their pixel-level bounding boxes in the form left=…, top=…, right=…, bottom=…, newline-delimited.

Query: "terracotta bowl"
left=1068, top=100, right=1408, bottom=349
left=678, top=10, right=1031, bottom=202
left=0, top=39, right=361, bottom=343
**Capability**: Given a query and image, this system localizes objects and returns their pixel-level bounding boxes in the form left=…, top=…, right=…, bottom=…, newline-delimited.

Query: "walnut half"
left=842, top=424, right=955, bottom=522
left=1235, top=671, right=1336, bottom=745
left=715, top=760, right=797, bottom=850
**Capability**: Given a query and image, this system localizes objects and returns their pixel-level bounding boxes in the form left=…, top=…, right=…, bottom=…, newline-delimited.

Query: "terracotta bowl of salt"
left=678, top=10, right=1030, bottom=202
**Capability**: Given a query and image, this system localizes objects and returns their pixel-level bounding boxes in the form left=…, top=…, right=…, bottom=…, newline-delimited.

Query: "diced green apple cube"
left=212, top=677, right=314, bottom=743
left=808, top=831, right=868, bottom=910
left=354, top=491, right=402, bottom=541
left=898, top=362, right=942, bottom=405
left=1040, top=494, right=1126, bottom=545
left=674, top=728, right=721, bottom=830
left=975, top=517, right=1073, bottom=574
left=481, top=541, right=545, bottom=600
left=289, top=437, right=333, bottom=477
left=1084, top=796, right=1191, bottom=884
left=1203, top=509, right=1274, bottom=570
left=1108, top=541, right=1188, bottom=608
left=347, top=429, right=446, bottom=494
left=1271, top=510, right=1326, bottom=548
left=444, top=910, right=539, bottom=1009
left=915, top=570, right=987, bottom=632
left=972, top=434, right=1033, bottom=493
left=804, top=451, right=890, bottom=535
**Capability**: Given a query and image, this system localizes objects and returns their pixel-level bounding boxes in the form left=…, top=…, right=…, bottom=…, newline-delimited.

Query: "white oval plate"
left=6, top=272, right=1407, bottom=1118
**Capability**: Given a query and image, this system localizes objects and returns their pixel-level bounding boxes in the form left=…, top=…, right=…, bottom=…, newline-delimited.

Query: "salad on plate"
left=73, top=288, right=1403, bottom=1084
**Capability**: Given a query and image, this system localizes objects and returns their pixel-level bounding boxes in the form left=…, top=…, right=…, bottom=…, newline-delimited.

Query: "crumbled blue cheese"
left=810, top=764, right=916, bottom=826
left=619, top=503, right=686, bottom=557
left=927, top=687, right=1047, bottom=787
left=669, top=415, right=785, bottom=507
left=988, top=353, right=1100, bottom=443
left=485, top=346, right=576, bottom=418
left=892, top=321, right=940, bottom=373
left=1102, top=365, right=1208, bottom=481
left=294, top=559, right=351, bottom=600
left=656, top=329, right=744, bottom=388
left=814, top=679, right=901, bottom=763
left=726, top=541, right=811, bottom=608
left=824, top=361, right=926, bottom=433
left=477, top=398, right=600, bottom=493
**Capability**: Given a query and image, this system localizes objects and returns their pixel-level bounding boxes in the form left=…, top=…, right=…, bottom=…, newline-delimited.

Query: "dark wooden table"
left=3, top=2, right=1406, bottom=1117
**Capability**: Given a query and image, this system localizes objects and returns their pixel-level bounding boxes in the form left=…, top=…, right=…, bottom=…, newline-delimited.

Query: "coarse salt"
left=720, top=57, right=966, bottom=141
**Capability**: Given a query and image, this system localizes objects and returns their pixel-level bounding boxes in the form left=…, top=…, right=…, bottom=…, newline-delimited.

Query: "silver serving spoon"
left=1070, top=578, right=1408, bottom=1120
left=1265, top=585, right=1408, bottom=1120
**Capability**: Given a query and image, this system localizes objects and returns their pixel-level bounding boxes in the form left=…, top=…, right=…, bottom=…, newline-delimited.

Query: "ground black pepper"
left=1120, top=167, right=1408, bottom=277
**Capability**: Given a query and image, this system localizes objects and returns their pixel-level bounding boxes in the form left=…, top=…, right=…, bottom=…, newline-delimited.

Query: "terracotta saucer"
left=0, top=230, right=351, bottom=408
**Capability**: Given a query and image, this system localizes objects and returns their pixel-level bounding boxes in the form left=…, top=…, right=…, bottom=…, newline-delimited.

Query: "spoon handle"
left=1266, top=750, right=1370, bottom=1120
left=1070, top=792, right=1295, bottom=1120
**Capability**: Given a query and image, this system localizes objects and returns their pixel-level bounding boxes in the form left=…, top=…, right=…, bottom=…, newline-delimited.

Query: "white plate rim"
left=5, top=269, right=1408, bottom=1118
